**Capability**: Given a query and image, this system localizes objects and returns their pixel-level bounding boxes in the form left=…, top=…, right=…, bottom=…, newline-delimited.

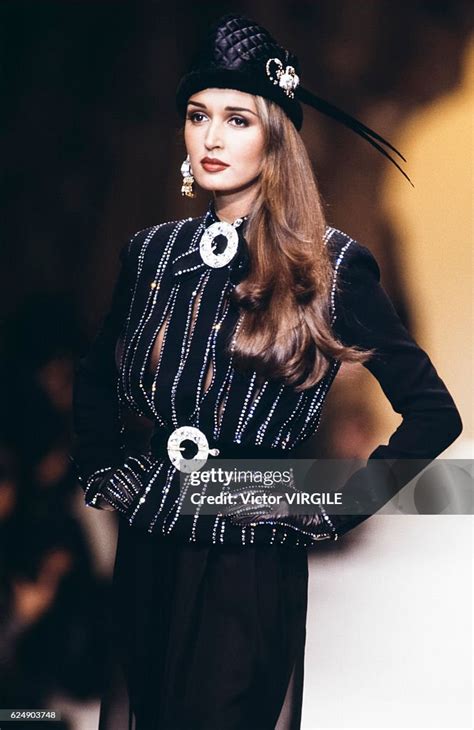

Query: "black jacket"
left=71, top=204, right=462, bottom=546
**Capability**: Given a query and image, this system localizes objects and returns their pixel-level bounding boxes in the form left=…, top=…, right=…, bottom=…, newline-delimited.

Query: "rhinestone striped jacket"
left=71, top=204, right=462, bottom=546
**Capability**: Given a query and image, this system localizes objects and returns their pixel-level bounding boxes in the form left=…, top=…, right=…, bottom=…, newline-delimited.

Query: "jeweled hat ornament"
left=176, top=14, right=413, bottom=185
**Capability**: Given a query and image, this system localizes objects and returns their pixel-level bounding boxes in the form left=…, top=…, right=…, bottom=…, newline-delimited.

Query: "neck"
left=212, top=186, right=257, bottom=224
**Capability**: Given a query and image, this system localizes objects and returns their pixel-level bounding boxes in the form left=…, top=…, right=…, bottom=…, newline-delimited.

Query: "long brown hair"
left=228, top=96, right=375, bottom=391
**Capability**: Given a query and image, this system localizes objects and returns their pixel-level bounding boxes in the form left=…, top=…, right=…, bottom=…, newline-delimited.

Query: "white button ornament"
left=167, top=425, right=220, bottom=473
left=199, top=219, right=244, bottom=268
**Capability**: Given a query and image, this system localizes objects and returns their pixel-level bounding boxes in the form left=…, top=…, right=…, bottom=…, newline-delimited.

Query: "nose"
left=204, top=120, right=224, bottom=150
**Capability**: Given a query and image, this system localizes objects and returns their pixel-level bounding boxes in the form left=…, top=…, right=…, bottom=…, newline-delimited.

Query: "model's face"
left=184, top=88, right=265, bottom=196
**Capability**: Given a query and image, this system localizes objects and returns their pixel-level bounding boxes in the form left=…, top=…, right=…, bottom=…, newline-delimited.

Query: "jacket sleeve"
left=70, top=230, right=145, bottom=508
left=327, top=239, right=463, bottom=535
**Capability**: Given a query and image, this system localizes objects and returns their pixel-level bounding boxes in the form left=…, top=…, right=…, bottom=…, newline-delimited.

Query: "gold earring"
left=180, top=154, right=196, bottom=198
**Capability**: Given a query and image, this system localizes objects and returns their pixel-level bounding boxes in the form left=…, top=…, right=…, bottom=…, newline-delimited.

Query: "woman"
left=71, top=14, right=463, bottom=730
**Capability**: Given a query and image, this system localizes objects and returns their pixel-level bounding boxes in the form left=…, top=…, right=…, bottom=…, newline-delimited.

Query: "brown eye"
left=229, top=116, right=248, bottom=127
left=187, top=111, right=206, bottom=123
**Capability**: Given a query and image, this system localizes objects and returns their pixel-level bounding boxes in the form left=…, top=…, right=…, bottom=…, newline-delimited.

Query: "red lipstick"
left=201, top=156, right=229, bottom=172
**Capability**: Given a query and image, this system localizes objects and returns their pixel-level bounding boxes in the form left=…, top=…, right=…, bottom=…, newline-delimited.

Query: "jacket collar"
left=171, top=202, right=250, bottom=285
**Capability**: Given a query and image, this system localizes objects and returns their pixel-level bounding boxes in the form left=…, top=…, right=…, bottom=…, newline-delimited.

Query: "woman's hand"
left=225, top=459, right=414, bottom=542
left=222, top=485, right=338, bottom=541
left=223, top=485, right=291, bottom=526
left=84, top=453, right=155, bottom=513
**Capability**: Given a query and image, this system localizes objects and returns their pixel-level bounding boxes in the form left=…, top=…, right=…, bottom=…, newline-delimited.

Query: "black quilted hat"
left=176, top=14, right=412, bottom=184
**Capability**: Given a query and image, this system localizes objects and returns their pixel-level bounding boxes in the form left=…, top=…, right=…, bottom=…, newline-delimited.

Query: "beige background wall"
left=302, top=42, right=473, bottom=730
left=384, top=39, right=473, bottom=450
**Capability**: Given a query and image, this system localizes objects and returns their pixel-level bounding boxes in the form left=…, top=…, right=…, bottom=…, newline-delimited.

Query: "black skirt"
left=99, top=517, right=309, bottom=730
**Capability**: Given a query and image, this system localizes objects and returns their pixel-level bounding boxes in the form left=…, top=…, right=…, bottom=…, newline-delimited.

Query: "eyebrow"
left=187, top=100, right=258, bottom=117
